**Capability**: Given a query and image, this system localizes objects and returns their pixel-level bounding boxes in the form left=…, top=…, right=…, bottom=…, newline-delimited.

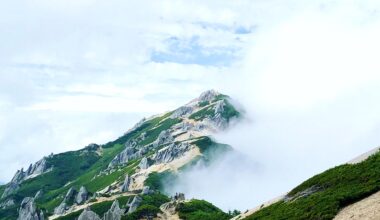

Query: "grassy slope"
left=5, top=150, right=101, bottom=212
left=246, top=151, right=380, bottom=220
left=40, top=143, right=129, bottom=213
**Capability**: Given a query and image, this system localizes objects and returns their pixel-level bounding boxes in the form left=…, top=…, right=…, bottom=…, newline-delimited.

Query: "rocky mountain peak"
left=198, top=89, right=220, bottom=102
left=0, top=90, right=242, bottom=220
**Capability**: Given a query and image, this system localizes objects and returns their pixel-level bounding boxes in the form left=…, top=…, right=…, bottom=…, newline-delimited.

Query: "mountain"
left=2, top=90, right=380, bottom=220
left=0, top=90, right=242, bottom=220
left=235, top=147, right=380, bottom=220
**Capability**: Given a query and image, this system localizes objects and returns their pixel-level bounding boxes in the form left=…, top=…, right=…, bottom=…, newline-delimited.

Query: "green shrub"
left=140, top=192, right=170, bottom=207
left=220, top=100, right=240, bottom=122
left=0, top=206, right=18, bottom=220
left=189, top=106, right=215, bottom=121
left=191, top=137, right=231, bottom=162
left=198, top=101, right=210, bottom=107
left=144, top=171, right=177, bottom=191
left=177, top=199, right=232, bottom=220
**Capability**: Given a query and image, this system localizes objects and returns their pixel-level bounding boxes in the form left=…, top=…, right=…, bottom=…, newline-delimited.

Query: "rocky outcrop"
left=11, top=169, right=26, bottom=184
left=210, top=100, right=229, bottom=128
left=198, top=90, right=219, bottom=102
left=174, top=122, right=194, bottom=132
left=120, top=175, right=131, bottom=192
left=76, top=186, right=88, bottom=204
left=173, top=193, right=185, bottom=201
left=108, top=141, right=140, bottom=168
left=17, top=197, right=44, bottom=220
left=26, top=158, right=48, bottom=178
left=141, top=186, right=151, bottom=195
left=284, top=185, right=321, bottom=202
left=1, top=182, right=19, bottom=199
left=170, top=106, right=193, bottom=118
left=128, top=196, right=142, bottom=213
left=64, top=187, right=77, bottom=202
left=138, top=157, right=150, bottom=170
left=2, top=157, right=51, bottom=199
left=214, top=100, right=225, bottom=114
left=78, top=207, right=101, bottom=220
left=153, top=143, right=191, bottom=164
left=54, top=202, right=68, bottom=215
left=160, top=201, right=177, bottom=216
left=12, top=158, right=49, bottom=184
left=102, top=200, right=122, bottom=220
left=97, top=185, right=112, bottom=196
left=54, top=187, right=77, bottom=215
left=153, top=130, right=174, bottom=148
left=0, top=199, right=15, bottom=209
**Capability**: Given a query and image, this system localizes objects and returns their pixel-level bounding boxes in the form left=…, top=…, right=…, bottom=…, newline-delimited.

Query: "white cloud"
left=160, top=1, right=380, bottom=212
left=0, top=0, right=248, bottom=183
left=1, top=0, right=380, bottom=214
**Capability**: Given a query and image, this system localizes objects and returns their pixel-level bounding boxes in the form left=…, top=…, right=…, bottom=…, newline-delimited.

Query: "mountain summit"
left=0, top=90, right=241, bottom=220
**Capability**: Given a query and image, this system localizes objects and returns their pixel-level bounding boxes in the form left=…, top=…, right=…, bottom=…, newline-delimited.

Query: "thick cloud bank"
left=165, top=2, right=380, bottom=211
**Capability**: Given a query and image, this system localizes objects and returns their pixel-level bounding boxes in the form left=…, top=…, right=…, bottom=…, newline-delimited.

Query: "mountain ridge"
left=0, top=90, right=242, bottom=220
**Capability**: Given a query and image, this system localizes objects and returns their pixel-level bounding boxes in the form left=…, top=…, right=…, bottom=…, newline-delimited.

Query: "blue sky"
left=0, top=0, right=259, bottom=182
left=2, top=0, right=380, bottom=211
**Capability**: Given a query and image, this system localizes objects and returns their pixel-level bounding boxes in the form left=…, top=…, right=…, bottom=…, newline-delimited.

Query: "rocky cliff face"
left=12, top=157, right=50, bottom=183
left=17, top=197, right=44, bottom=220
left=2, top=156, right=52, bottom=199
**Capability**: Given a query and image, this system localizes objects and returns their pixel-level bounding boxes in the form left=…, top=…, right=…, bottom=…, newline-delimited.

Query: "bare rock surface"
left=54, top=202, right=68, bottom=215
left=120, top=175, right=131, bottom=192
left=128, top=196, right=142, bottom=213
left=17, top=197, right=44, bottom=220
left=153, top=143, right=191, bottom=164
left=153, top=130, right=174, bottom=148
left=78, top=207, right=101, bottom=220
left=76, top=186, right=88, bottom=204
left=170, top=106, right=193, bottom=118
left=102, top=200, right=122, bottom=220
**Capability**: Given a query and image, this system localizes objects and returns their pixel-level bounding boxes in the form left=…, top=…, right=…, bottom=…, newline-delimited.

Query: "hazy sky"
left=1, top=0, right=380, bottom=210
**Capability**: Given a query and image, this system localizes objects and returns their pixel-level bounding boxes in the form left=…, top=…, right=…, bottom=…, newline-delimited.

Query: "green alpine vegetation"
left=246, top=150, right=380, bottom=220
left=177, top=199, right=233, bottom=220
